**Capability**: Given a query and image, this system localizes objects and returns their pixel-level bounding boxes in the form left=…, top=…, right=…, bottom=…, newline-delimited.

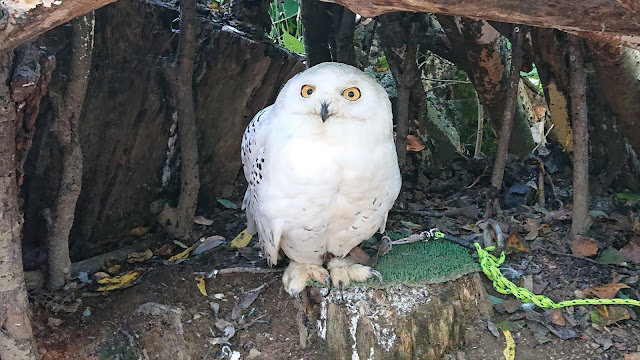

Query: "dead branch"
left=46, top=12, right=95, bottom=289
left=320, top=0, right=640, bottom=49
left=24, top=237, right=157, bottom=290
left=158, top=0, right=201, bottom=239
left=377, top=13, right=420, bottom=169
left=0, top=51, right=39, bottom=360
left=568, top=35, right=591, bottom=237
left=485, top=26, right=525, bottom=218
left=0, top=0, right=115, bottom=53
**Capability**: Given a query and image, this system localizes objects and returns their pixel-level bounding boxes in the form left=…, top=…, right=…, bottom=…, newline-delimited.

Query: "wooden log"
left=0, top=0, right=116, bottom=53
left=320, top=0, right=640, bottom=49
left=314, top=274, right=492, bottom=359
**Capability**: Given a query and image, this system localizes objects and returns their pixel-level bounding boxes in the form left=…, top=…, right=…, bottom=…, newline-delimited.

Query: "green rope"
left=473, top=242, right=640, bottom=309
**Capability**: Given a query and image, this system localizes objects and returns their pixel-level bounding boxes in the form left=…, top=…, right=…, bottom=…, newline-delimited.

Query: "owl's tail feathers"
left=257, top=219, right=283, bottom=267
left=242, top=191, right=258, bottom=235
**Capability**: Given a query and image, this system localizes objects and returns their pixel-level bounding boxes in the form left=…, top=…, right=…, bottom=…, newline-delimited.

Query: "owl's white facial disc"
left=274, top=62, right=392, bottom=127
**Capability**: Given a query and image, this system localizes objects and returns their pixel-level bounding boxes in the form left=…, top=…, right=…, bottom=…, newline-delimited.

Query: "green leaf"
left=599, top=247, right=629, bottom=265
left=217, top=198, right=239, bottom=209
left=589, top=210, right=608, bottom=218
left=282, top=32, right=305, bottom=54
left=173, top=239, right=189, bottom=249
left=281, top=0, right=299, bottom=18
left=616, top=192, right=640, bottom=203
left=495, top=320, right=522, bottom=332
left=488, top=294, right=503, bottom=305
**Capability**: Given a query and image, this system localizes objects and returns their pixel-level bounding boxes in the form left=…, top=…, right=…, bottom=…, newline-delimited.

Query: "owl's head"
left=274, top=62, right=392, bottom=127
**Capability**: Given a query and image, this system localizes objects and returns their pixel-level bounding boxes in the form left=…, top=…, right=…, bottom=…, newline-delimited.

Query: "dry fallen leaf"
left=551, top=309, right=565, bottom=327
left=506, top=233, right=530, bottom=253
left=195, top=277, right=207, bottom=296
left=193, top=215, right=214, bottom=226
left=570, top=236, right=598, bottom=257
left=127, top=248, right=153, bottom=263
left=130, top=226, right=151, bottom=237
left=406, top=135, right=425, bottom=152
left=524, top=218, right=542, bottom=241
left=153, top=243, right=176, bottom=256
left=193, top=235, right=225, bottom=255
left=96, top=270, right=142, bottom=291
left=230, top=228, right=253, bottom=248
left=591, top=305, right=630, bottom=326
left=106, top=264, right=122, bottom=275
left=168, top=247, right=192, bottom=262
left=584, top=282, right=630, bottom=299
left=619, top=236, right=640, bottom=264
left=625, top=352, right=640, bottom=360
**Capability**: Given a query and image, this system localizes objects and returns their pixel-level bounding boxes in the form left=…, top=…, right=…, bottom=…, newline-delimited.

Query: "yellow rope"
left=473, top=242, right=640, bottom=309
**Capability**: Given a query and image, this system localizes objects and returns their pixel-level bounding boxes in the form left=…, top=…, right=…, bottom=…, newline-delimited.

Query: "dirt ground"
left=29, top=157, right=640, bottom=360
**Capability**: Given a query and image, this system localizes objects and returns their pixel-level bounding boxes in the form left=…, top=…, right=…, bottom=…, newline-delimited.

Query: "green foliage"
left=521, top=64, right=543, bottom=94
left=268, top=0, right=305, bottom=54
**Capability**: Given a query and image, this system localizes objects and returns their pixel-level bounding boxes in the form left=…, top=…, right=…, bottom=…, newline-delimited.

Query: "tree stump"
left=313, top=273, right=491, bottom=360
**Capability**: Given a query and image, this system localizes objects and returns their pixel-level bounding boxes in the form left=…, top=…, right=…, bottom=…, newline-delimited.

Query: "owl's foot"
left=327, top=258, right=382, bottom=301
left=282, top=262, right=330, bottom=298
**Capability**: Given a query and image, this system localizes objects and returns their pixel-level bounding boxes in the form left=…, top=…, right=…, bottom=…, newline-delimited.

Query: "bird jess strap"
left=473, top=242, right=640, bottom=309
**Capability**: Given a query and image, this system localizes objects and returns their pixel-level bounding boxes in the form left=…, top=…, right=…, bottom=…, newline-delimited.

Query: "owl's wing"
left=241, top=106, right=282, bottom=266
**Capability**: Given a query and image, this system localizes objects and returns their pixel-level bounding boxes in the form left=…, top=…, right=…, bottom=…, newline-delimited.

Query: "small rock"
left=247, top=349, right=262, bottom=359
left=82, top=308, right=91, bottom=317
left=47, top=317, right=63, bottom=328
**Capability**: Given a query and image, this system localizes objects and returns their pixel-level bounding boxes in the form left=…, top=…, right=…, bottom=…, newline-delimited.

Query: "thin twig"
left=539, top=248, right=637, bottom=275
left=485, top=26, right=526, bottom=219
left=207, top=267, right=283, bottom=278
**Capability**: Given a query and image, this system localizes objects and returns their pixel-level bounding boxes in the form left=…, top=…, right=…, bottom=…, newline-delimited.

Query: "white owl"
left=241, top=62, right=401, bottom=297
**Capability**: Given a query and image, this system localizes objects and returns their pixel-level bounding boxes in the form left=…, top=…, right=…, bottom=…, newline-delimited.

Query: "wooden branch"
left=0, top=51, right=39, bottom=360
left=157, top=0, right=200, bottom=238
left=47, top=12, right=94, bottom=289
left=0, top=0, right=115, bottom=53
left=378, top=13, right=419, bottom=169
left=568, top=35, right=591, bottom=237
left=321, top=0, right=640, bottom=48
left=485, top=26, right=525, bottom=218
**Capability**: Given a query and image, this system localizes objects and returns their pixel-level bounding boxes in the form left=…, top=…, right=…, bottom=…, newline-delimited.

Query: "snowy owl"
left=241, top=62, right=401, bottom=297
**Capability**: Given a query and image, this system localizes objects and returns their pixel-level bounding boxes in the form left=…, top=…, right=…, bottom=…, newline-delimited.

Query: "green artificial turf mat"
left=374, top=235, right=479, bottom=286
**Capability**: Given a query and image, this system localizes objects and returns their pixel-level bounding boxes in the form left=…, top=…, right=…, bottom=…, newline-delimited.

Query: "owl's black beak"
left=320, top=102, right=330, bottom=122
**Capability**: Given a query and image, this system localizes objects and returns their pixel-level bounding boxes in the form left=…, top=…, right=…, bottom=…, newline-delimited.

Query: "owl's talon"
left=323, top=274, right=331, bottom=287
left=338, top=280, right=344, bottom=302
left=370, top=269, right=383, bottom=284
left=293, top=292, right=301, bottom=301
left=282, top=262, right=329, bottom=297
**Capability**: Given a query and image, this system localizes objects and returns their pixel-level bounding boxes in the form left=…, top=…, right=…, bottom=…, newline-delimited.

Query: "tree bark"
left=435, top=16, right=535, bottom=157
left=377, top=13, right=420, bottom=169
left=230, top=0, right=272, bottom=38
left=158, top=0, right=200, bottom=239
left=335, top=8, right=356, bottom=66
left=0, top=52, right=40, bottom=360
left=587, top=41, right=640, bottom=154
left=532, top=28, right=626, bottom=181
left=320, top=0, right=640, bottom=49
left=568, top=35, right=591, bottom=237
left=11, top=43, right=55, bottom=198
left=300, top=0, right=356, bottom=67
left=45, top=13, right=94, bottom=289
left=0, top=0, right=115, bottom=53
left=300, top=0, right=338, bottom=66
left=486, top=26, right=524, bottom=218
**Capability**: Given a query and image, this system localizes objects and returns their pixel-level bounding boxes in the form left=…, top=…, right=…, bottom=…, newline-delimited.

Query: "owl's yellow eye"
left=342, top=87, right=361, bottom=101
left=301, top=85, right=315, bottom=98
